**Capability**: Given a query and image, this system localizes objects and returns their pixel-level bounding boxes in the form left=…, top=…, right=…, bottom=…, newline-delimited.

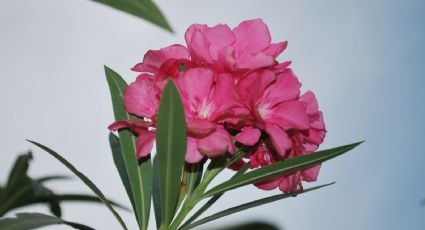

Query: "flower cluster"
left=109, top=19, right=326, bottom=193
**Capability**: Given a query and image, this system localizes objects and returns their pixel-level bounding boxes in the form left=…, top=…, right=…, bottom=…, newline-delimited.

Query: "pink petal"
left=186, top=29, right=212, bottom=62
left=311, top=111, right=326, bottom=130
left=267, top=101, right=310, bottom=130
left=204, top=24, right=235, bottom=60
left=136, top=130, right=155, bottom=158
left=262, top=69, right=301, bottom=107
left=124, top=77, right=159, bottom=118
left=254, top=176, right=282, bottom=190
left=273, top=61, right=292, bottom=73
left=208, top=73, right=244, bottom=121
left=185, top=137, right=205, bottom=163
left=179, top=68, right=214, bottom=111
left=305, top=129, right=326, bottom=146
left=186, top=24, right=235, bottom=61
left=237, top=69, right=276, bottom=105
left=235, top=127, right=261, bottom=146
left=228, top=158, right=246, bottom=171
left=197, top=126, right=233, bottom=157
left=302, top=164, right=321, bottom=182
left=265, top=123, right=292, bottom=157
left=186, top=119, right=215, bottom=137
left=218, top=125, right=236, bottom=154
left=300, top=91, right=319, bottom=116
left=249, top=143, right=277, bottom=168
left=233, top=19, right=271, bottom=57
left=279, top=173, right=303, bottom=193
left=161, top=44, right=191, bottom=59
left=264, top=41, right=288, bottom=58
left=237, top=52, right=275, bottom=69
left=108, top=119, right=153, bottom=134
left=132, top=45, right=189, bottom=74
left=217, top=46, right=236, bottom=71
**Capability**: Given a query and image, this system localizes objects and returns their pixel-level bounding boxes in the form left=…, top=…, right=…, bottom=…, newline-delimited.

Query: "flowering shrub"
left=16, top=18, right=361, bottom=230
left=110, top=19, right=326, bottom=193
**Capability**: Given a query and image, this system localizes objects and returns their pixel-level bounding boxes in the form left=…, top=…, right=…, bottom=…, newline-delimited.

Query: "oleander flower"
left=131, top=18, right=287, bottom=77
left=109, top=66, right=246, bottom=163
left=185, top=18, right=287, bottom=72
left=231, top=68, right=326, bottom=192
left=109, top=18, right=326, bottom=193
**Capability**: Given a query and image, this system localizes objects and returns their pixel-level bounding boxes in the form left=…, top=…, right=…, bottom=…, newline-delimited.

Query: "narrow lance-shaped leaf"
left=152, top=156, right=162, bottom=229
left=183, top=183, right=335, bottom=230
left=0, top=177, right=38, bottom=217
left=35, top=175, right=71, bottom=183
left=109, top=133, right=137, bottom=215
left=0, top=212, right=94, bottom=230
left=0, top=152, right=33, bottom=212
left=156, top=79, right=187, bottom=226
left=203, top=142, right=362, bottom=198
left=10, top=194, right=129, bottom=211
left=6, top=152, right=32, bottom=188
left=105, top=66, right=152, bottom=230
left=27, top=140, right=128, bottom=230
left=185, top=163, right=203, bottom=197
left=91, top=0, right=173, bottom=32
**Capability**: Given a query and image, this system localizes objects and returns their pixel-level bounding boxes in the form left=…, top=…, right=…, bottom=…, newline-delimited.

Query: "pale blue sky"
left=0, top=0, right=424, bottom=229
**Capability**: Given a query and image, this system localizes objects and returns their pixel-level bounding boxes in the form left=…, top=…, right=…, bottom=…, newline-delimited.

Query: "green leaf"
left=203, top=142, right=362, bottom=198
left=156, top=79, right=187, bottom=226
left=152, top=156, right=162, bottom=229
left=52, top=194, right=128, bottom=210
left=184, top=183, right=334, bottom=230
left=105, top=66, right=152, bottom=230
left=0, top=212, right=94, bottom=230
left=186, top=163, right=203, bottom=197
left=11, top=194, right=129, bottom=211
left=35, top=175, right=71, bottom=183
left=182, top=163, right=250, bottom=228
left=109, top=133, right=137, bottom=215
left=49, top=200, right=62, bottom=217
left=0, top=152, right=32, bottom=216
left=27, top=140, right=128, bottom=230
left=91, top=0, right=173, bottom=32
left=214, top=221, right=280, bottom=230
left=0, top=176, right=42, bottom=217
left=5, top=152, right=32, bottom=189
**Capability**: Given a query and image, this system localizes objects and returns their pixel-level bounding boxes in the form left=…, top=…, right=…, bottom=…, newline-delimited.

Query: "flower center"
left=199, top=99, right=213, bottom=119
left=257, top=102, right=272, bottom=119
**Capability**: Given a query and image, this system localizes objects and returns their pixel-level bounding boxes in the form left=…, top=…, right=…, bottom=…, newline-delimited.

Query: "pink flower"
left=232, top=68, right=326, bottom=192
left=130, top=19, right=287, bottom=78
left=108, top=119, right=155, bottom=158
left=109, top=18, right=327, bottom=193
left=110, top=67, right=245, bottom=163
left=132, top=44, right=190, bottom=77
left=185, top=18, right=287, bottom=72
left=174, top=67, right=246, bottom=163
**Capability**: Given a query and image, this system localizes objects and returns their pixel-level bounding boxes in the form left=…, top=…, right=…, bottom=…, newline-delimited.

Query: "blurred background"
left=1, top=0, right=424, bottom=229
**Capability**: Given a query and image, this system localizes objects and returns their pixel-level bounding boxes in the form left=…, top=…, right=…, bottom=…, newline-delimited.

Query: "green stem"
left=176, top=170, right=188, bottom=211
left=168, top=149, right=249, bottom=230
left=168, top=167, right=212, bottom=230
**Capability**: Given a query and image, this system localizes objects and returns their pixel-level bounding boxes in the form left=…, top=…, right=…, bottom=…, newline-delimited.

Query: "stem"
left=168, top=196, right=198, bottom=230
left=168, top=168, right=212, bottom=230
left=176, top=170, right=188, bottom=211
left=168, top=149, right=249, bottom=230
